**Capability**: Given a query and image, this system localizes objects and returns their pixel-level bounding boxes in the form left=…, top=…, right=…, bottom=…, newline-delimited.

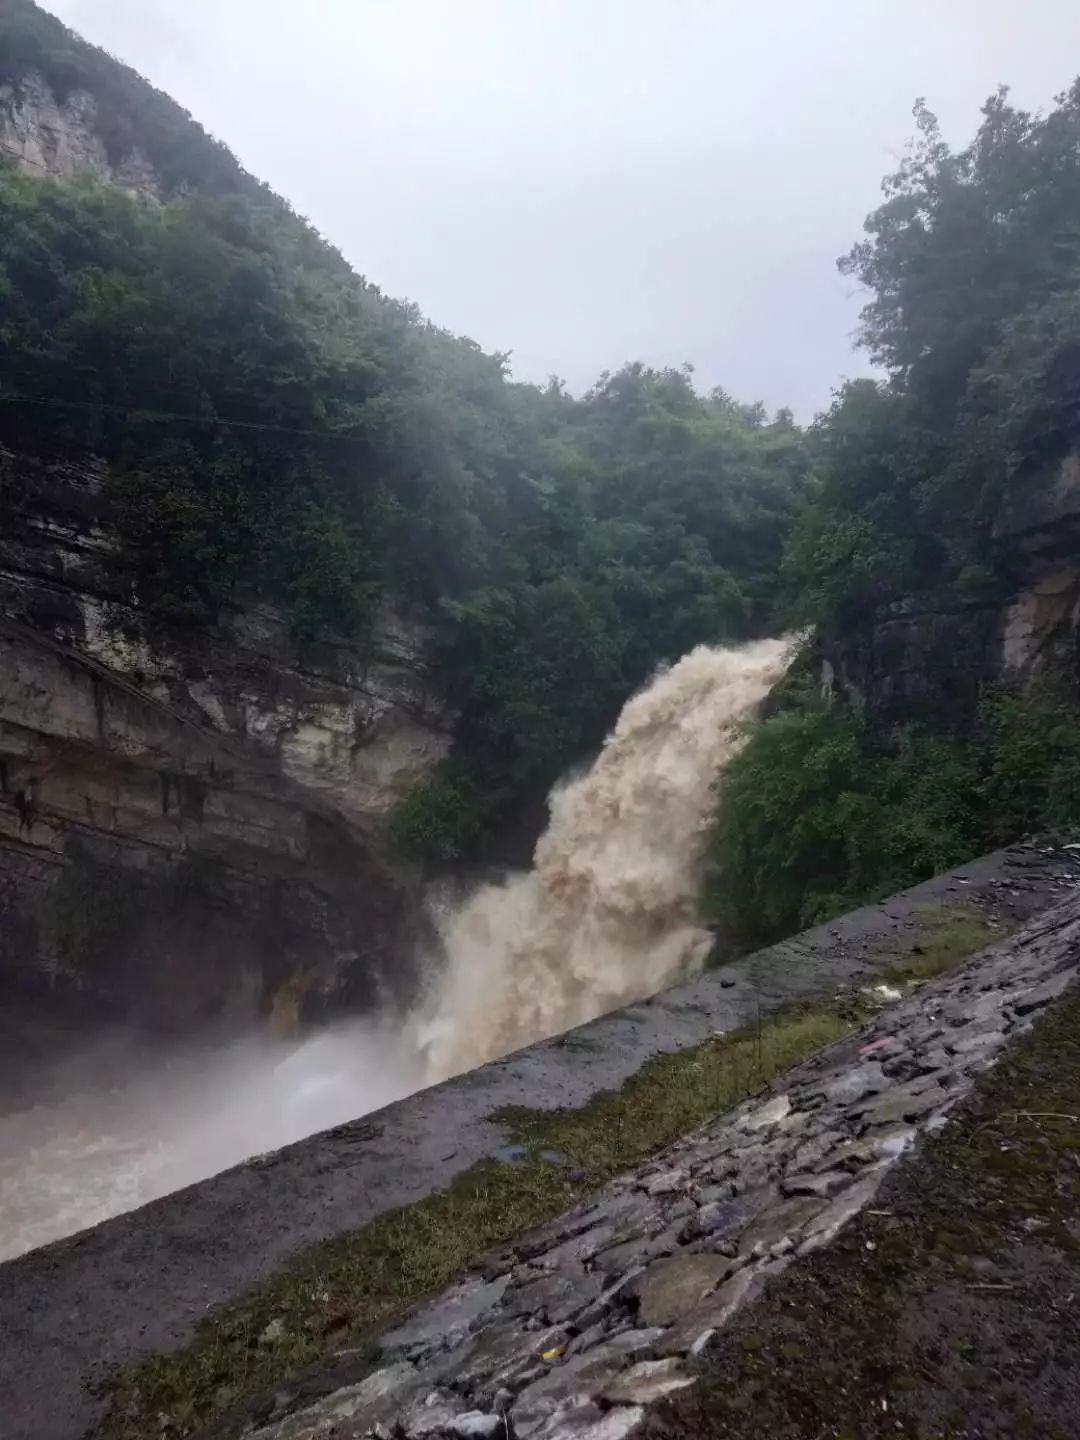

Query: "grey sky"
left=44, top=0, right=1080, bottom=417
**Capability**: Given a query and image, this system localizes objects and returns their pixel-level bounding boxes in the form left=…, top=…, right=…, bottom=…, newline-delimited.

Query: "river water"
left=0, top=638, right=789, bottom=1262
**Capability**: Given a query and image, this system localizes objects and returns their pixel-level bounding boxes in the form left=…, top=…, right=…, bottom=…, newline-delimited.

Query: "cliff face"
left=823, top=450, right=1080, bottom=727
left=0, top=69, right=159, bottom=196
left=0, top=66, right=457, bottom=1029
left=995, top=451, right=1080, bottom=673
left=0, top=447, right=452, bottom=1029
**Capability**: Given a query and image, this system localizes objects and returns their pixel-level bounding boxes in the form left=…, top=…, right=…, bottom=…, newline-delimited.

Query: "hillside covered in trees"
left=3, top=0, right=1080, bottom=932
left=710, top=85, right=1080, bottom=944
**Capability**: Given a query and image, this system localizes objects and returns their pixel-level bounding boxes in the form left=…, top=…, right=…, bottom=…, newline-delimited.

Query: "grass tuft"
left=882, top=904, right=1002, bottom=986
left=496, top=1007, right=853, bottom=1168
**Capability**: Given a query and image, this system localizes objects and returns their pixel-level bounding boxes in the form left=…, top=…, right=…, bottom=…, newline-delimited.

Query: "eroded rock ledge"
left=0, top=447, right=451, bottom=1026
left=247, top=891, right=1080, bottom=1440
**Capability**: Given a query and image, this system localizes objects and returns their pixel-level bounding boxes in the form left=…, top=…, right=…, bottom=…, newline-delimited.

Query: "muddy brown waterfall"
left=0, top=637, right=789, bottom=1259
left=418, top=638, right=791, bottom=1080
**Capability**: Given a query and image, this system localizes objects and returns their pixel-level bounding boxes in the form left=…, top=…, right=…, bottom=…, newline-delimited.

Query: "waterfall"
left=0, top=637, right=789, bottom=1259
left=417, top=637, right=791, bottom=1080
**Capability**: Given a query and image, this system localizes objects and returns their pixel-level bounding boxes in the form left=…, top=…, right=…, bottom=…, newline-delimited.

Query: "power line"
left=0, top=388, right=368, bottom=442
left=0, top=143, right=50, bottom=172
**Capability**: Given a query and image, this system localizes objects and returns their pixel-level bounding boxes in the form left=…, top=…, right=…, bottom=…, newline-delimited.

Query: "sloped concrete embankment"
left=0, top=844, right=1077, bottom=1440
left=245, top=888, right=1080, bottom=1440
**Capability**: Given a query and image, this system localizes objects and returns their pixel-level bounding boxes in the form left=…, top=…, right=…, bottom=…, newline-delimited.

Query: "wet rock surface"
left=238, top=887, right=1080, bottom=1440
left=645, top=961, right=1080, bottom=1440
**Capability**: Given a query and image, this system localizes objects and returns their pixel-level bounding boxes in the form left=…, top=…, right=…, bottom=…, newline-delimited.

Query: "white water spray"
left=0, top=637, right=789, bottom=1259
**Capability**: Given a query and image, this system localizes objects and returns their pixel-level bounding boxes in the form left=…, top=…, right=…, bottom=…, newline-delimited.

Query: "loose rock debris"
left=245, top=893, right=1080, bottom=1439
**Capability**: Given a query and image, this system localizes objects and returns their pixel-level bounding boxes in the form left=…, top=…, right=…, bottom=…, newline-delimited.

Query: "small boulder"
left=633, top=1254, right=732, bottom=1326
left=601, top=1358, right=694, bottom=1404
left=258, top=1317, right=285, bottom=1347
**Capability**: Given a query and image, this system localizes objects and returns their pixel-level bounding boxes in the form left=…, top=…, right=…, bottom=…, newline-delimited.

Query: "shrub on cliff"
left=710, top=684, right=1080, bottom=947
left=707, top=704, right=979, bottom=945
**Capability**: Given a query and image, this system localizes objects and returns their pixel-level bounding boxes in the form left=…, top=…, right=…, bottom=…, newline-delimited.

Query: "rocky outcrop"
left=996, top=450, right=1080, bottom=675
left=240, top=891, right=1080, bottom=1440
left=0, top=447, right=452, bottom=1028
left=0, top=65, right=453, bottom=1028
left=824, top=450, right=1080, bottom=727
left=0, top=69, right=159, bottom=196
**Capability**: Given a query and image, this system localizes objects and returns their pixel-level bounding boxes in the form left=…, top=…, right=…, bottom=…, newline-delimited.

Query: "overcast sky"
left=44, top=0, right=1080, bottom=418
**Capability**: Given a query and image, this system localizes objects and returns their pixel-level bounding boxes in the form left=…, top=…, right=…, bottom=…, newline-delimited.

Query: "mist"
left=0, top=1018, right=424, bottom=1260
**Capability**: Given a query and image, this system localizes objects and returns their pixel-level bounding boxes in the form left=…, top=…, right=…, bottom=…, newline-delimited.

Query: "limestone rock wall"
left=996, top=451, right=1080, bottom=675
left=0, top=69, right=159, bottom=196
left=0, top=446, right=452, bottom=1028
left=823, top=450, right=1080, bottom=727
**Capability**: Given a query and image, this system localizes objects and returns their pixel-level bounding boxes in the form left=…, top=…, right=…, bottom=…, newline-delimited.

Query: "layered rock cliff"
left=0, top=54, right=462, bottom=1028
left=0, top=446, right=452, bottom=1029
left=0, top=68, right=159, bottom=195
left=822, top=449, right=1080, bottom=727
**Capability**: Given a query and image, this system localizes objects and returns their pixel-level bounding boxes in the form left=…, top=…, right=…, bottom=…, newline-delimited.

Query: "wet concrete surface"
left=2, top=843, right=1078, bottom=1440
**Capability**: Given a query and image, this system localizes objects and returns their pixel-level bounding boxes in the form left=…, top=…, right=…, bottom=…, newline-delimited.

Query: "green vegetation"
left=0, top=1, right=806, bottom=860
left=710, top=680, right=1080, bottom=947
left=494, top=1006, right=852, bottom=1168
left=882, top=905, right=1002, bottom=985
left=791, top=88, right=1080, bottom=637
left=708, top=698, right=979, bottom=943
left=710, top=84, right=1080, bottom=944
left=99, top=1004, right=853, bottom=1438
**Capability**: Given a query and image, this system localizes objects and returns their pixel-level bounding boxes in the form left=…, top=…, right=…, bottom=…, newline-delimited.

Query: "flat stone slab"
left=381, top=1276, right=510, bottom=1354
left=248, top=1362, right=428, bottom=1439
left=634, top=1253, right=733, bottom=1326
left=737, top=1195, right=827, bottom=1255
left=820, top=1061, right=888, bottom=1104
left=1014, top=970, right=1075, bottom=1013
left=859, top=1082, right=951, bottom=1126
left=601, top=1357, right=694, bottom=1404
left=655, top=1266, right=764, bottom=1357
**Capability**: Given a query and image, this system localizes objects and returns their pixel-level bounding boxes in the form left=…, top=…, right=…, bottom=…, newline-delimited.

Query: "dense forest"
left=3, top=0, right=1080, bottom=933
left=709, top=86, right=1080, bottom=945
